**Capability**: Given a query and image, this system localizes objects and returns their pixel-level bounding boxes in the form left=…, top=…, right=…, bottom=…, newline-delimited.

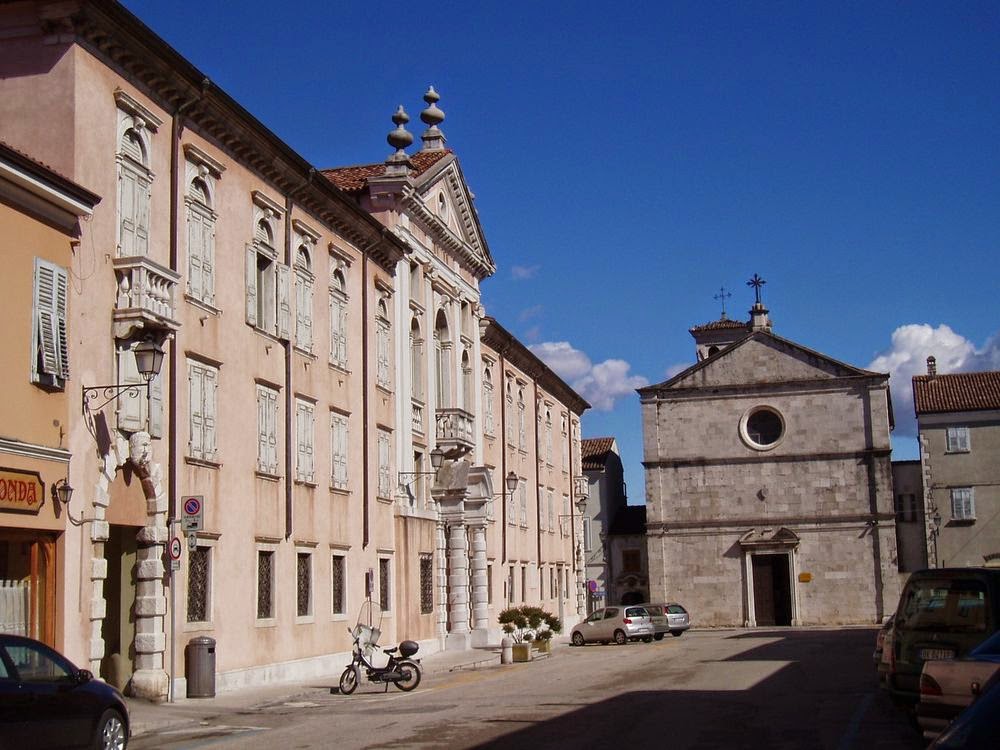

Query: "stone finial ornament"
left=387, top=105, right=414, bottom=153
left=420, top=86, right=446, bottom=151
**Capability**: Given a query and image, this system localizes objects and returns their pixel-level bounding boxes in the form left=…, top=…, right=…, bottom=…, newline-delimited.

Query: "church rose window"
left=740, top=406, right=785, bottom=450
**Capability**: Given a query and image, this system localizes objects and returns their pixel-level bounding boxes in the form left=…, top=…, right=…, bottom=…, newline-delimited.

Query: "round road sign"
left=168, top=537, right=183, bottom=560
left=183, top=497, right=202, bottom=516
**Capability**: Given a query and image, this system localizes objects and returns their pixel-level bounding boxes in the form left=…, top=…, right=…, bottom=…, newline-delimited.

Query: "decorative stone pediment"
left=739, top=527, right=800, bottom=548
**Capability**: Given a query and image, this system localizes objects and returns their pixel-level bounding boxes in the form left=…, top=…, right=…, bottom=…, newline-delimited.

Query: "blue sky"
left=123, top=0, right=999, bottom=503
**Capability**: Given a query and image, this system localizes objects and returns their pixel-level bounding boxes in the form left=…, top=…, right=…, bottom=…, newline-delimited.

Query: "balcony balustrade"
left=435, top=407, right=475, bottom=457
left=112, top=256, right=181, bottom=339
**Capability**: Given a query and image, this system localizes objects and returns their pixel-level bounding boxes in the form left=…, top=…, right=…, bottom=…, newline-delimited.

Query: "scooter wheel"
left=394, top=660, right=421, bottom=692
left=339, top=666, right=358, bottom=695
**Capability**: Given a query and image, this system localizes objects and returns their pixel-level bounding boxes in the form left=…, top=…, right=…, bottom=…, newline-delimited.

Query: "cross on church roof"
left=747, top=274, right=766, bottom=305
left=714, top=286, right=732, bottom=319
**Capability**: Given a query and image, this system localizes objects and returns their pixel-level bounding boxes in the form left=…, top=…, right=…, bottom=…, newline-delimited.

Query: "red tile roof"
left=912, top=371, right=1000, bottom=415
left=322, top=149, right=453, bottom=193
left=689, top=318, right=749, bottom=333
left=581, top=437, right=616, bottom=470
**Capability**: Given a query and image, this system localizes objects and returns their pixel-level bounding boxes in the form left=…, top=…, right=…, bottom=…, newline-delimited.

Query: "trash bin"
left=185, top=636, right=216, bottom=698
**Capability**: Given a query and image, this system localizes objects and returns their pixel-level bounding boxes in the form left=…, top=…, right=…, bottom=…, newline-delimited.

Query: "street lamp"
left=82, top=338, right=165, bottom=415
left=398, top=446, right=446, bottom=488
left=930, top=508, right=943, bottom=568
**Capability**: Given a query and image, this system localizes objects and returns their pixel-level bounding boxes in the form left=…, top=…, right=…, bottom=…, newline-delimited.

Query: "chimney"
left=927, top=356, right=937, bottom=377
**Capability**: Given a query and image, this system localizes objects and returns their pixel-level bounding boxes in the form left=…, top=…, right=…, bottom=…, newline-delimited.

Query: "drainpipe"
left=498, top=352, right=508, bottom=564
left=284, top=195, right=293, bottom=540
left=361, top=254, right=371, bottom=549
left=534, top=382, right=542, bottom=567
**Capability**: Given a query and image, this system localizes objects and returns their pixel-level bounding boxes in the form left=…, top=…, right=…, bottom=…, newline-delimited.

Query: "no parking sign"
left=181, top=495, right=204, bottom=532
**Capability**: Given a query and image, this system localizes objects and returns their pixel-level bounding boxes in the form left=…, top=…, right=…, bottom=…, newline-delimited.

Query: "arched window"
left=247, top=216, right=286, bottom=336
left=505, top=375, right=515, bottom=446
left=117, top=127, right=152, bottom=257
left=434, top=309, right=451, bottom=407
left=410, top=317, right=424, bottom=401
left=294, top=246, right=313, bottom=352
left=482, top=365, right=495, bottom=436
left=461, top=349, right=473, bottom=412
left=329, top=269, right=348, bottom=368
left=186, top=176, right=216, bottom=305
left=517, top=388, right=526, bottom=450
left=375, top=298, right=391, bottom=388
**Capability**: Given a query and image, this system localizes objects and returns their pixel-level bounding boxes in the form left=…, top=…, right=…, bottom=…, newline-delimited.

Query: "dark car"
left=884, top=568, right=1000, bottom=705
left=0, top=634, right=129, bottom=749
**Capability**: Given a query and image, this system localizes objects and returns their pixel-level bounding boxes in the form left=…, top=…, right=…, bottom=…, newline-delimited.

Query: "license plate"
left=920, top=648, right=955, bottom=661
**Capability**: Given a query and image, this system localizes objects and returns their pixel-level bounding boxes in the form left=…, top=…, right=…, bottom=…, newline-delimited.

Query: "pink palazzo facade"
left=0, top=0, right=587, bottom=700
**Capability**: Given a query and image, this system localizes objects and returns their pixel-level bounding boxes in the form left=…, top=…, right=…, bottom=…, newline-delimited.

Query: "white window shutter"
left=148, top=372, right=163, bottom=439
left=246, top=247, right=258, bottom=327
left=203, top=218, right=215, bottom=306
left=189, top=364, right=204, bottom=459
left=33, top=261, right=59, bottom=378
left=116, top=345, right=143, bottom=433
left=297, top=277, right=313, bottom=351
left=276, top=264, right=291, bottom=339
left=135, top=172, right=150, bottom=256
left=256, top=387, right=268, bottom=471
left=267, top=390, right=278, bottom=474
left=204, top=366, right=217, bottom=458
left=119, top=168, right=137, bottom=256
left=54, top=267, right=69, bottom=379
left=187, top=211, right=203, bottom=300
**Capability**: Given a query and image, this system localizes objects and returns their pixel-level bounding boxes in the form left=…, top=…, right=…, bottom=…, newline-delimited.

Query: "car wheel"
left=571, top=631, right=585, bottom=647
left=654, top=633, right=664, bottom=641
left=642, top=636, right=653, bottom=643
left=613, top=629, right=627, bottom=645
left=93, top=708, right=127, bottom=750
left=670, top=631, right=684, bottom=637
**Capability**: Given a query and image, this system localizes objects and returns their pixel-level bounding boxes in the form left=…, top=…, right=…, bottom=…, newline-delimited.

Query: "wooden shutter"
left=276, top=264, right=291, bottom=339
left=189, top=363, right=204, bottom=459
left=33, top=261, right=59, bottom=379
left=246, top=247, right=258, bottom=327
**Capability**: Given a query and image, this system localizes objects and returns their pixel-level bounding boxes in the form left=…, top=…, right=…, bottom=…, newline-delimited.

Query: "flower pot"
left=532, top=639, right=552, bottom=654
left=511, top=642, right=532, bottom=662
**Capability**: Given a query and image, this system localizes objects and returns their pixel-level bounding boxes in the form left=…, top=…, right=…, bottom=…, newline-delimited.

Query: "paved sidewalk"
left=126, top=642, right=519, bottom=739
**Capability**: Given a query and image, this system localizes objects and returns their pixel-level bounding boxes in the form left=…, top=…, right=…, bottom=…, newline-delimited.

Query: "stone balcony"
left=435, top=407, right=475, bottom=457
left=112, top=256, right=181, bottom=340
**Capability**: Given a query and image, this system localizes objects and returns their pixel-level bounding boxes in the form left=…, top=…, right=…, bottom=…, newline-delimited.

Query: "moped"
left=339, top=601, right=421, bottom=694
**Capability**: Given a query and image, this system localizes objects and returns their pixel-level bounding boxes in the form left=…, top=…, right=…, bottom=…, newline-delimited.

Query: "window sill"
left=329, top=362, right=351, bottom=375
left=255, top=618, right=277, bottom=628
left=295, top=479, right=318, bottom=488
left=376, top=383, right=394, bottom=396
left=183, top=620, right=214, bottom=632
left=185, top=457, right=222, bottom=470
left=294, top=615, right=315, bottom=625
left=945, top=450, right=971, bottom=455
left=949, top=517, right=976, bottom=525
left=255, top=471, right=282, bottom=482
left=184, top=295, right=221, bottom=316
left=330, top=485, right=350, bottom=495
left=376, top=495, right=394, bottom=504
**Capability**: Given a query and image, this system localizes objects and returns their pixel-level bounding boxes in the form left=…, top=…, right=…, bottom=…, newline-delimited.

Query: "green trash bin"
left=185, top=636, right=216, bottom=698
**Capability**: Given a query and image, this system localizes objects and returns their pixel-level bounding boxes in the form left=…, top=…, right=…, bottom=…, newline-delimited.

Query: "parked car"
left=928, top=670, right=1000, bottom=750
left=571, top=606, right=654, bottom=645
left=0, top=634, right=130, bottom=750
left=917, top=628, right=1000, bottom=740
left=883, top=567, right=1000, bottom=706
left=641, top=602, right=691, bottom=640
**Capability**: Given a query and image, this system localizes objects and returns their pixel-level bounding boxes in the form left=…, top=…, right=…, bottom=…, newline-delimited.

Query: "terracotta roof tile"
left=688, top=318, right=750, bottom=333
left=581, top=437, right=615, bottom=469
left=912, top=371, right=1000, bottom=415
left=321, top=149, right=453, bottom=193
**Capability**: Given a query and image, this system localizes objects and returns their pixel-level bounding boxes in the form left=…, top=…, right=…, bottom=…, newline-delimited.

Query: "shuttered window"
left=256, top=384, right=279, bottom=475
left=246, top=218, right=290, bottom=339
left=330, top=413, right=349, bottom=490
left=186, top=179, right=216, bottom=305
left=117, top=129, right=150, bottom=257
left=329, top=271, right=348, bottom=368
left=188, top=360, right=218, bottom=462
left=31, top=259, right=69, bottom=388
left=295, top=398, right=315, bottom=483
left=294, top=248, right=313, bottom=353
left=377, top=429, right=391, bottom=498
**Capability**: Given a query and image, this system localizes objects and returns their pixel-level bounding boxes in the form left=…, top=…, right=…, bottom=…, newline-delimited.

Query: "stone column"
left=435, top=519, right=448, bottom=642
left=576, top=538, right=586, bottom=615
left=469, top=521, right=489, bottom=646
left=445, top=519, right=471, bottom=650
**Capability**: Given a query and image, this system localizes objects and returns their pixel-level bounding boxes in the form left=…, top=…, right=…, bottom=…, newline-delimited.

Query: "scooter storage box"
left=399, top=640, right=419, bottom=658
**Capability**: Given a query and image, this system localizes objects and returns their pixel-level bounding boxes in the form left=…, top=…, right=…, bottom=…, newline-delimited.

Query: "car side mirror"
left=76, top=669, right=93, bottom=684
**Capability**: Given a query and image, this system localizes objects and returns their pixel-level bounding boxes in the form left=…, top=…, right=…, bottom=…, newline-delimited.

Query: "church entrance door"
left=752, top=554, right=792, bottom=626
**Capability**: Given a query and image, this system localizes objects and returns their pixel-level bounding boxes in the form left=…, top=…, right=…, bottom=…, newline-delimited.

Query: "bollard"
left=500, top=636, right=513, bottom=665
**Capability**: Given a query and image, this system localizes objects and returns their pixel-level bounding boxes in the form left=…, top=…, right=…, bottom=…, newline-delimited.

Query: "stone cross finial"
left=420, top=86, right=446, bottom=151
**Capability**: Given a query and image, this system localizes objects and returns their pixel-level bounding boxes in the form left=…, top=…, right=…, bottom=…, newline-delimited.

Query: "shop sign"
left=0, top=467, right=44, bottom=514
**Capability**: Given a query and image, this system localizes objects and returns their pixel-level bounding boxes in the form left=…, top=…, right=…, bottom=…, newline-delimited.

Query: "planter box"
left=532, top=639, right=552, bottom=654
left=511, top=643, right=532, bottom=662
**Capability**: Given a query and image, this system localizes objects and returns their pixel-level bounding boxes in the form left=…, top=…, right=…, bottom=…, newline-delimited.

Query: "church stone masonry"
left=639, top=289, right=901, bottom=627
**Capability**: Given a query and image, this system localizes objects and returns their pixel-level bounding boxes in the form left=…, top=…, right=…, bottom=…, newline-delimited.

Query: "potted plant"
left=499, top=606, right=562, bottom=661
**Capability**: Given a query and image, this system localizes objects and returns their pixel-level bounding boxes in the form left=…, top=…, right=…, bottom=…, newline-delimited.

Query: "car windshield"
left=896, top=579, right=988, bottom=632
left=666, top=604, right=687, bottom=614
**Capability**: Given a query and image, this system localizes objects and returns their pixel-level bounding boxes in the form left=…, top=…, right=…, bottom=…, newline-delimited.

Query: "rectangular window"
left=295, top=398, right=315, bottom=483
left=419, top=555, right=433, bottom=614
left=31, top=259, right=70, bottom=388
left=256, top=384, right=279, bottom=475
left=379, top=558, right=391, bottom=612
left=187, top=545, right=210, bottom=623
left=377, top=429, right=392, bottom=498
left=331, top=554, right=346, bottom=615
left=951, top=487, right=975, bottom=521
left=539, top=567, right=545, bottom=600
left=547, top=488, right=555, bottom=532
left=562, top=494, right=571, bottom=537
left=330, top=413, right=349, bottom=490
left=584, top=518, right=592, bottom=552
left=521, top=565, right=527, bottom=603
left=375, top=310, right=391, bottom=389
left=188, top=360, right=218, bottom=462
left=550, top=567, right=556, bottom=600
left=507, top=567, right=515, bottom=604
left=895, top=494, right=918, bottom=523
left=294, top=254, right=314, bottom=353
left=296, top=552, right=312, bottom=618
left=519, top=482, right=527, bottom=526
left=946, top=426, right=970, bottom=453
left=257, top=550, right=274, bottom=620
left=487, top=563, right=493, bottom=605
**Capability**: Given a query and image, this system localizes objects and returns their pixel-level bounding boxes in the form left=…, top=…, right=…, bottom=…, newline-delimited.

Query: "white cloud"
left=867, top=324, right=1000, bottom=437
left=510, top=264, right=540, bottom=281
left=530, top=341, right=649, bottom=411
left=665, top=362, right=690, bottom=379
left=518, top=304, right=543, bottom=322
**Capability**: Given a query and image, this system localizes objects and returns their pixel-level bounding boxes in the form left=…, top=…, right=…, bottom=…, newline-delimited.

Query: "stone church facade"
left=639, top=295, right=900, bottom=627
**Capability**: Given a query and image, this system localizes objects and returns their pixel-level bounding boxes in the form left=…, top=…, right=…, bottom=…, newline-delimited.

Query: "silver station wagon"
left=571, top=606, right=654, bottom=646
left=642, top=602, right=691, bottom=639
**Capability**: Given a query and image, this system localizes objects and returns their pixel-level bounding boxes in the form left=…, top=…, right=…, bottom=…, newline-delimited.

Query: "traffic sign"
left=181, top=495, right=204, bottom=532
left=187, top=533, right=197, bottom=550
left=168, top=537, right=183, bottom=560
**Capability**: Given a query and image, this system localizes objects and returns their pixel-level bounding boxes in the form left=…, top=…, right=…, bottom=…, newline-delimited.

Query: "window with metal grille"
left=331, top=555, right=345, bottom=615
left=296, top=552, right=312, bottom=617
left=419, top=556, right=433, bottom=614
left=257, top=550, right=274, bottom=619
left=379, top=558, right=391, bottom=612
left=187, top=545, right=210, bottom=622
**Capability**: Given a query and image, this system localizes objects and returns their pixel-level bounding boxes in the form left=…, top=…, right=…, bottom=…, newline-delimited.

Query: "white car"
left=571, top=606, right=654, bottom=646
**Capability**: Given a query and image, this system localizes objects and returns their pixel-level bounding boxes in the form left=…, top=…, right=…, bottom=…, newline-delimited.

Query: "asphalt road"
left=131, top=628, right=924, bottom=750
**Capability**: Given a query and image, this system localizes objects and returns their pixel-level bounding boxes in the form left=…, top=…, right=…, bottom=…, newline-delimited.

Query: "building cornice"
left=0, top=437, right=71, bottom=464
left=642, top=448, right=892, bottom=470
